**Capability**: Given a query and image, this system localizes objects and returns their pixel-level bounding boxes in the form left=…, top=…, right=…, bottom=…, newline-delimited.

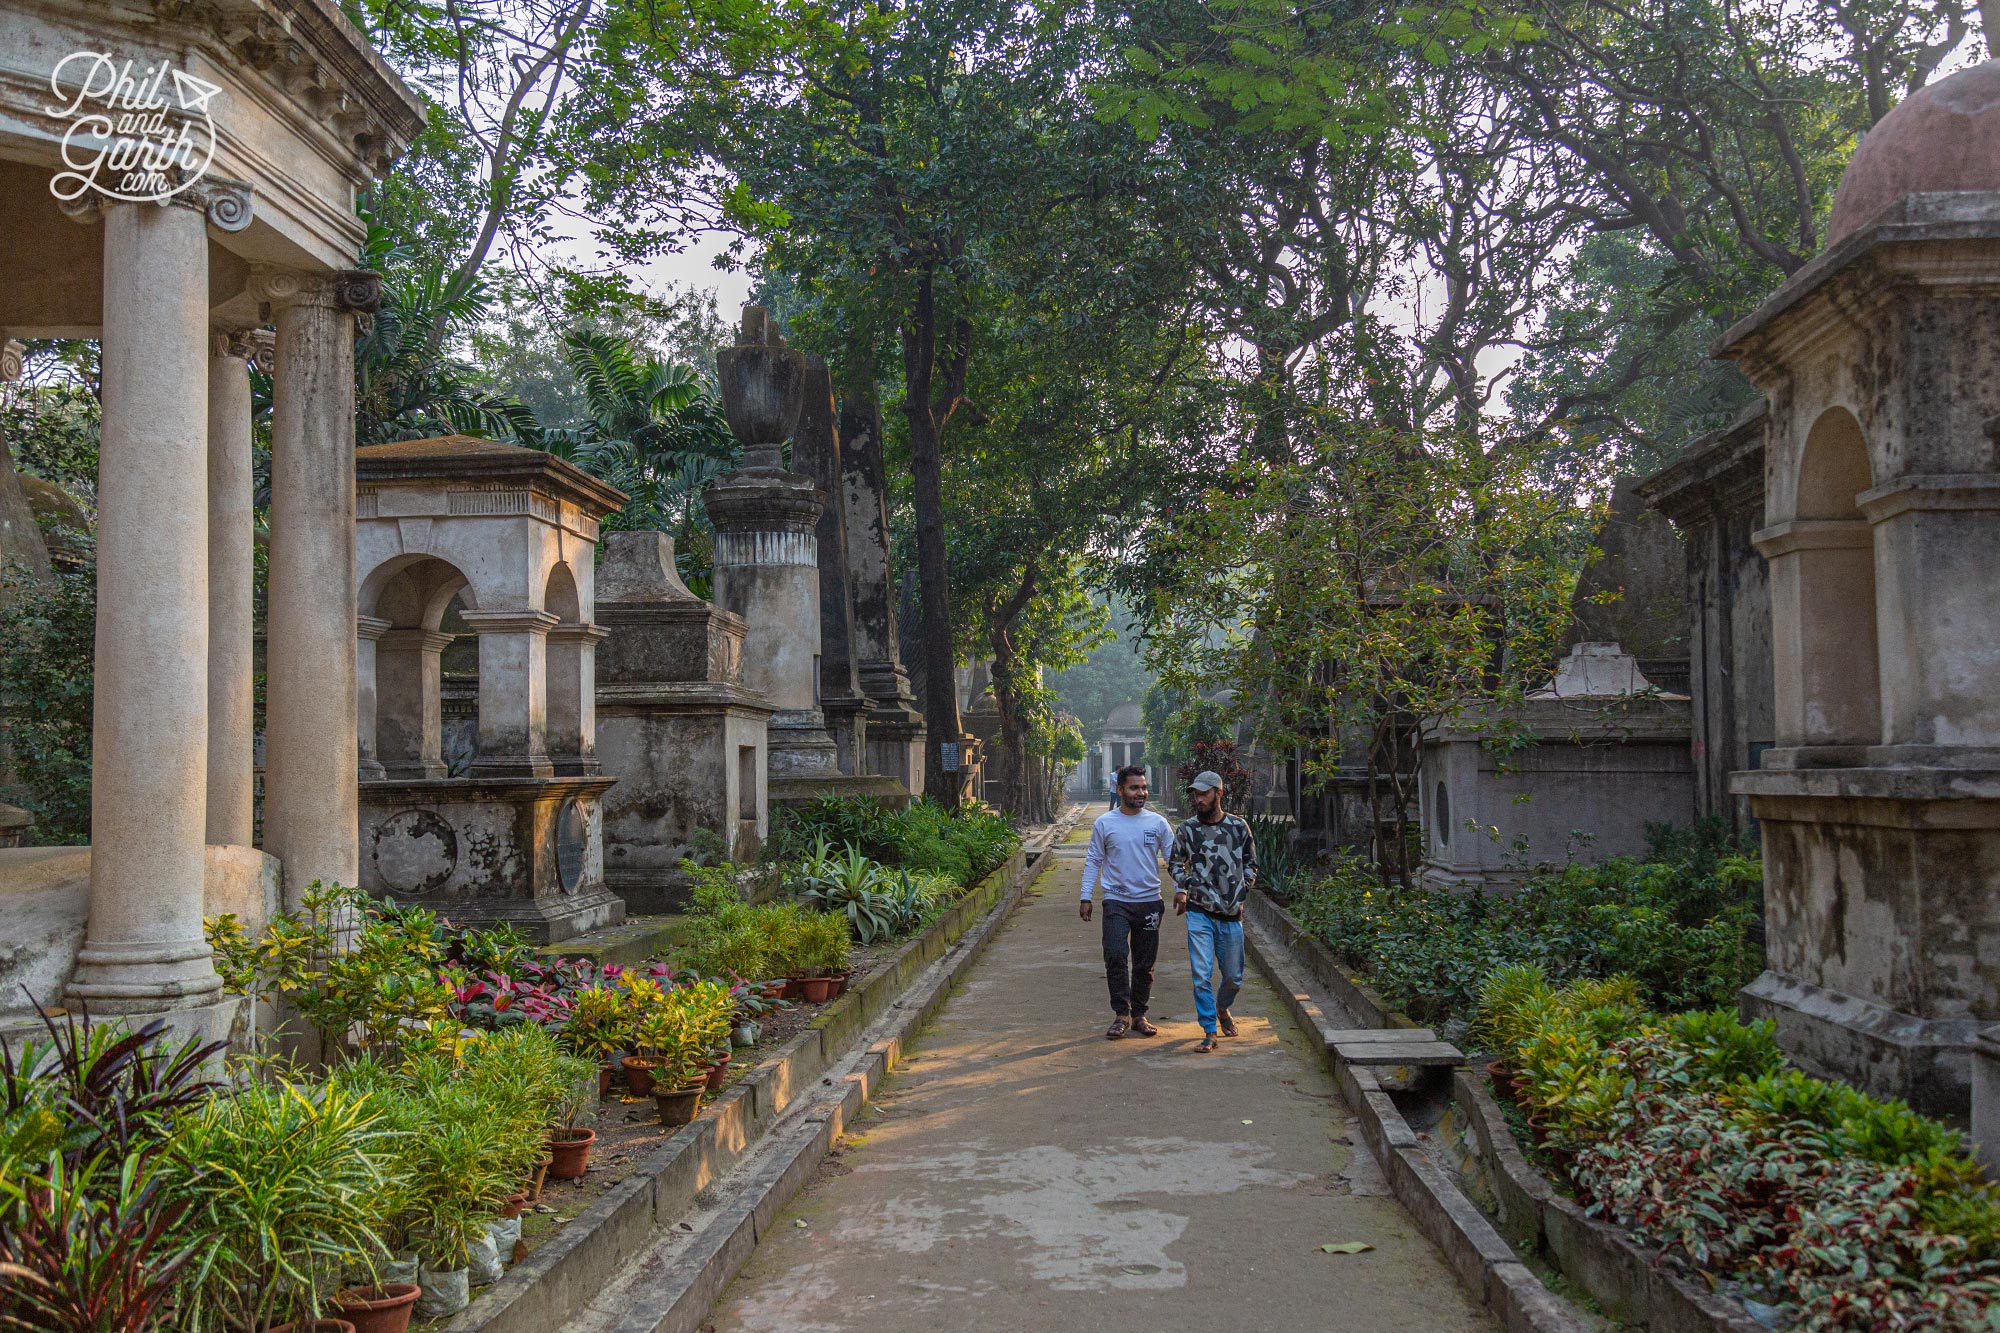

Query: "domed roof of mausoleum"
left=1826, top=60, right=2000, bottom=249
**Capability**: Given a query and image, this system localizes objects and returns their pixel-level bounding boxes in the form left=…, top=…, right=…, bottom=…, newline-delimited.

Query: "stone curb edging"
left=595, top=830, right=1052, bottom=1333
left=1446, top=1072, right=1766, bottom=1333
left=1244, top=890, right=1415, bottom=1031
left=441, top=843, right=1041, bottom=1333
left=1241, top=909, right=1591, bottom=1333
left=1247, top=891, right=1764, bottom=1333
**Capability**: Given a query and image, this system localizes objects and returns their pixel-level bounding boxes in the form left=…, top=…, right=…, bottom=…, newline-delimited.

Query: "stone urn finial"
left=716, top=305, right=808, bottom=470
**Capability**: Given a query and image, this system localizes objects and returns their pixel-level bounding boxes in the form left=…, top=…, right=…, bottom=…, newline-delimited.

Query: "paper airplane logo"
left=172, top=69, right=221, bottom=115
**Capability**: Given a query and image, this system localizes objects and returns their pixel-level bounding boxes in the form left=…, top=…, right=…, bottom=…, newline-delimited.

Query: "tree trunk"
left=900, top=268, right=966, bottom=808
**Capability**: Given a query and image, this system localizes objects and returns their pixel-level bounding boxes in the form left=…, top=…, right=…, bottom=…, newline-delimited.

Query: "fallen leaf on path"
left=1241, top=1119, right=1254, bottom=1125
left=793, top=1219, right=809, bottom=1229
left=1318, top=1242, right=1373, bottom=1255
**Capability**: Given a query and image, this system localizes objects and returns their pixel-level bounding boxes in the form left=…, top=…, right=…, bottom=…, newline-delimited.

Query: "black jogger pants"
left=1101, top=898, right=1163, bottom=1018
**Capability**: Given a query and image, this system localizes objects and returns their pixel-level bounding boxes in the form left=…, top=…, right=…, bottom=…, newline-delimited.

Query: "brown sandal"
left=1130, top=1017, right=1159, bottom=1037
left=1219, top=1011, right=1238, bottom=1037
left=1106, top=1018, right=1130, bottom=1039
left=1197, top=1034, right=1219, bottom=1053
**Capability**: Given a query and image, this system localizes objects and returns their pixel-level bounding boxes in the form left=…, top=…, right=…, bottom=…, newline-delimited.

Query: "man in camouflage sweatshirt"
left=1169, top=771, right=1258, bottom=1054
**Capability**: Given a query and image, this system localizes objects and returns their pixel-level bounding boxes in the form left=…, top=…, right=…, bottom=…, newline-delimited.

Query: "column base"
left=864, top=713, right=927, bottom=795
left=769, top=708, right=842, bottom=778
left=467, top=756, right=556, bottom=779
left=67, top=937, right=225, bottom=1013
left=1740, top=969, right=1979, bottom=1116
left=30, top=991, right=242, bottom=1059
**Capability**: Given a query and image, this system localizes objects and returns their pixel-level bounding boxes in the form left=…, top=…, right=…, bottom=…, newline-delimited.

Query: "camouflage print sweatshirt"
left=1168, top=813, right=1258, bottom=918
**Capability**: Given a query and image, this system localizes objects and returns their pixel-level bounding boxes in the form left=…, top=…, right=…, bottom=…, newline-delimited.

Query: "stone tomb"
left=354, top=437, right=627, bottom=942
left=1717, top=60, right=2000, bottom=1113
left=1419, top=643, right=1694, bottom=891
left=595, top=530, right=775, bottom=913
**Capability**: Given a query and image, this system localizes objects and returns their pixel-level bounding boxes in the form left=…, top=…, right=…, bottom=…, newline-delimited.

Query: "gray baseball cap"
left=1187, top=770, right=1224, bottom=792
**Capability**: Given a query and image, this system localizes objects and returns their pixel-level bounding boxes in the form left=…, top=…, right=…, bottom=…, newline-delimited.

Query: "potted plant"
left=332, top=1282, right=422, bottom=1333
left=561, top=984, right=631, bottom=1094
left=797, top=915, right=850, bottom=1002
left=650, top=1018, right=708, bottom=1128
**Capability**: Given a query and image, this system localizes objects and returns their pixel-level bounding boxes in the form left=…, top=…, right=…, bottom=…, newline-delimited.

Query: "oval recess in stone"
left=375, top=809, right=458, bottom=894
left=555, top=797, right=587, bottom=894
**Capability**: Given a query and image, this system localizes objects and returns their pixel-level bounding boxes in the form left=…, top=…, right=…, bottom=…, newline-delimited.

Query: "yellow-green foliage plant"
left=165, top=1078, right=395, bottom=1332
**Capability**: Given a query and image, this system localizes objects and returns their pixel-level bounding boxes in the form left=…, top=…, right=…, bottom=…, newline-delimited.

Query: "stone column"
left=205, top=329, right=258, bottom=845
left=837, top=393, right=926, bottom=790
left=258, top=268, right=377, bottom=903
left=355, top=616, right=390, bottom=782
left=375, top=628, right=452, bottom=778
left=797, top=357, right=872, bottom=774
left=705, top=477, right=842, bottom=776
left=459, top=610, right=558, bottom=776
left=1754, top=518, right=1880, bottom=750
left=68, top=199, right=224, bottom=1021
left=546, top=623, right=609, bottom=774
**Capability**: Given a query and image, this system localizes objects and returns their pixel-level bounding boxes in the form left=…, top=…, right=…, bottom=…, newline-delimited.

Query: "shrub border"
left=1245, top=890, right=1762, bottom=1333
left=440, top=840, right=1042, bottom=1333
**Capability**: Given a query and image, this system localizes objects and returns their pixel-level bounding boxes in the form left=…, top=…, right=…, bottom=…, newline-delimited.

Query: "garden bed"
left=435, top=845, right=1037, bottom=1333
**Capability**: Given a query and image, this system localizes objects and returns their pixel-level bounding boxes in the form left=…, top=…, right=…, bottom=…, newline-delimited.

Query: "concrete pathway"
left=706, top=845, right=1497, bottom=1332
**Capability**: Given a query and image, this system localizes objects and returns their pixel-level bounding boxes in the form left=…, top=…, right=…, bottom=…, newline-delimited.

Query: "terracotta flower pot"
left=654, top=1083, right=706, bottom=1128
left=799, top=976, right=835, bottom=1003
left=548, top=1127, right=595, bottom=1180
left=529, top=1156, right=551, bottom=1201
left=622, top=1056, right=659, bottom=1098
left=500, top=1190, right=529, bottom=1220
left=333, top=1281, right=422, bottom=1333
left=704, top=1054, right=731, bottom=1092
left=267, top=1322, right=356, bottom=1333
left=759, top=979, right=788, bottom=1000
left=1487, top=1059, right=1519, bottom=1104
left=828, top=972, right=851, bottom=998
left=783, top=976, right=808, bottom=1000
left=597, top=1063, right=615, bottom=1097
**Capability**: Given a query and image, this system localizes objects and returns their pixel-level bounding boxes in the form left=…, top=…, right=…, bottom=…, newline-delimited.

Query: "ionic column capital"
left=57, top=180, right=253, bottom=233
left=458, top=609, right=561, bottom=637
left=210, top=325, right=261, bottom=361
left=1, top=338, right=23, bottom=383
left=250, top=266, right=383, bottom=317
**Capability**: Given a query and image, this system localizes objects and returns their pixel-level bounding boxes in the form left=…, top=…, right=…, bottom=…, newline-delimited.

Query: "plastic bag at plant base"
left=467, top=1229, right=504, bottom=1286
left=489, top=1215, right=522, bottom=1256
left=415, top=1265, right=469, bottom=1318
left=382, top=1252, right=419, bottom=1286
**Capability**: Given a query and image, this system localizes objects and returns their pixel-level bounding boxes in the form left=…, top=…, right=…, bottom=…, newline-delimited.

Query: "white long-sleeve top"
left=1080, top=807, right=1176, bottom=904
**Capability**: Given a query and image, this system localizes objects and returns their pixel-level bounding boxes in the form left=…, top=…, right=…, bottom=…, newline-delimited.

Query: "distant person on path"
left=1106, top=769, right=1119, bottom=810
left=1169, top=771, right=1257, bottom=1054
left=1080, top=764, right=1176, bottom=1040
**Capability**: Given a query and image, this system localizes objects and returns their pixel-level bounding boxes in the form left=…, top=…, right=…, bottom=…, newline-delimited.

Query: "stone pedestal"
left=359, top=776, right=620, bottom=941
left=1419, top=644, right=1694, bottom=892
left=595, top=531, right=776, bottom=912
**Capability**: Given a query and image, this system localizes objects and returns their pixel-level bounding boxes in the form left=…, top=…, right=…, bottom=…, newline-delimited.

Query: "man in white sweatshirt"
left=1080, top=764, right=1177, bottom=1039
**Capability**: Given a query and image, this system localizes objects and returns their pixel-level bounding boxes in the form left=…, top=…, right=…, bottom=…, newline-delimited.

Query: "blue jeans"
left=1186, top=909, right=1244, bottom=1035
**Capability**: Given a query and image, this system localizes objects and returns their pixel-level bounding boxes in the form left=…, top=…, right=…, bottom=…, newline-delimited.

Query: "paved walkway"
left=708, top=843, right=1496, bottom=1332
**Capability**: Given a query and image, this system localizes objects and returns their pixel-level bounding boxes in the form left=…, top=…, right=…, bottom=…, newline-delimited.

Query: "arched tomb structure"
left=1719, top=60, right=2000, bottom=1113
left=354, top=436, right=627, bottom=942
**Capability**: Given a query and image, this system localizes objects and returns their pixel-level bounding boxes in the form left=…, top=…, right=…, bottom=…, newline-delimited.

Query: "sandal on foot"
left=1197, top=1034, right=1219, bottom=1053
left=1219, top=1011, right=1238, bottom=1037
left=1130, top=1017, right=1159, bottom=1037
left=1106, top=1017, right=1129, bottom=1039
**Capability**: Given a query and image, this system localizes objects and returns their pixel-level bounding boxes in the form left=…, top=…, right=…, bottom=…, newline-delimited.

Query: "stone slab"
left=1333, top=1039, right=1465, bottom=1066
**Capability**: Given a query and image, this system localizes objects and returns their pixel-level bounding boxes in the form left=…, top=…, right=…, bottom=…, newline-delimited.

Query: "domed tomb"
left=1826, top=60, right=2000, bottom=248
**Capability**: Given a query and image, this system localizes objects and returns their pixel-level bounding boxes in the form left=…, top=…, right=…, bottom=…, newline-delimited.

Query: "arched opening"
left=543, top=562, right=592, bottom=774
left=1783, top=408, right=1881, bottom=748
left=361, top=555, right=475, bottom=779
